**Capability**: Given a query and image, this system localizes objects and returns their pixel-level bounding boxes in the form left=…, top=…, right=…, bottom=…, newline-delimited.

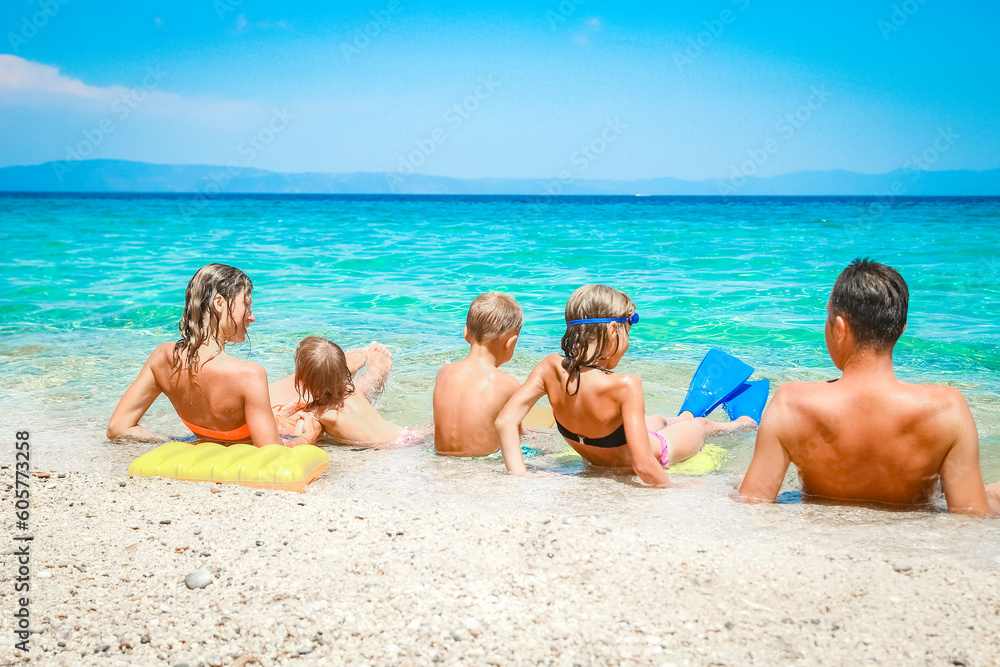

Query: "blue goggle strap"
left=566, top=313, right=639, bottom=326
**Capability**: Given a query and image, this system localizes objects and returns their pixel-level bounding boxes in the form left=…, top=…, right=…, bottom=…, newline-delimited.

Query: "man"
left=740, top=258, right=999, bottom=517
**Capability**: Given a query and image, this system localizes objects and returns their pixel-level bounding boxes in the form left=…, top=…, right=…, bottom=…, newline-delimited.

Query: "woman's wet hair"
left=560, top=284, right=636, bottom=395
left=173, top=263, right=253, bottom=374
left=294, top=336, right=355, bottom=411
left=829, top=257, right=909, bottom=353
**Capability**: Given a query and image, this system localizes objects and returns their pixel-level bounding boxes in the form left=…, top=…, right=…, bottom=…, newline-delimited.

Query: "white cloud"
left=0, top=54, right=128, bottom=100
left=0, top=55, right=260, bottom=123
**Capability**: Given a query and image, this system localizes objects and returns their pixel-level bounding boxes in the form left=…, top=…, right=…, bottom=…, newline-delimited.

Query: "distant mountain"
left=0, top=159, right=998, bottom=196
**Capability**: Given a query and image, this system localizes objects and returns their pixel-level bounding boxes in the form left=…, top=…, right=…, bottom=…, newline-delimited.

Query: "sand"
left=1, top=463, right=998, bottom=667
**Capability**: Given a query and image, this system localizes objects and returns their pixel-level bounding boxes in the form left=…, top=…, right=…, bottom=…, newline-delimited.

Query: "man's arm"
left=939, top=390, right=996, bottom=517
left=738, top=386, right=792, bottom=502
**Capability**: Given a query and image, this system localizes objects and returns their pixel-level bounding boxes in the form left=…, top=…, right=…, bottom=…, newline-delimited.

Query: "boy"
left=433, top=292, right=524, bottom=456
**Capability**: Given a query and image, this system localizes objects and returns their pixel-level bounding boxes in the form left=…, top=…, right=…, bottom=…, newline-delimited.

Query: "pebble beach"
left=3, top=456, right=999, bottom=667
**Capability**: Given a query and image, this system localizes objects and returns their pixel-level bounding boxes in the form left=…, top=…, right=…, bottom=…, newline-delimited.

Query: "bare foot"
left=356, top=342, right=392, bottom=398
left=733, top=415, right=758, bottom=432
left=344, top=347, right=368, bottom=376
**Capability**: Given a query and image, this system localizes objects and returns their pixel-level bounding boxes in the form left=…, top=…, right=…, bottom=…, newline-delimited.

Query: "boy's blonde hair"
left=466, top=292, right=523, bottom=343
left=294, top=336, right=354, bottom=410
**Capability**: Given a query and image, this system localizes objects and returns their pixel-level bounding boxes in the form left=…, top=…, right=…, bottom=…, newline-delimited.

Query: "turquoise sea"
left=1, top=193, right=999, bottom=559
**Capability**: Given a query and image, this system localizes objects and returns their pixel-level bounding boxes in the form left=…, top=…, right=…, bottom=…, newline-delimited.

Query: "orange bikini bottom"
left=179, top=417, right=252, bottom=442
left=180, top=403, right=307, bottom=441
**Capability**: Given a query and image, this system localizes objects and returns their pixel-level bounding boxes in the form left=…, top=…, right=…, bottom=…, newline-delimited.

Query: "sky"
left=1, top=0, right=998, bottom=181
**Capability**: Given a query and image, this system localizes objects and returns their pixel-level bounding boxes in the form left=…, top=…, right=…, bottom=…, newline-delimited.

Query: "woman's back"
left=147, top=342, right=260, bottom=436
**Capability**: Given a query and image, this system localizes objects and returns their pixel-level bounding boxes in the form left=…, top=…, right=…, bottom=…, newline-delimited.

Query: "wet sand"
left=2, top=463, right=998, bottom=667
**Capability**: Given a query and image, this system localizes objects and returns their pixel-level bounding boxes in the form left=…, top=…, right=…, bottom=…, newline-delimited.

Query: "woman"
left=495, top=284, right=755, bottom=486
left=107, top=263, right=318, bottom=447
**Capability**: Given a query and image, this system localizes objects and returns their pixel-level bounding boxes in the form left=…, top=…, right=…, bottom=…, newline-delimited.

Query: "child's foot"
left=357, top=342, right=392, bottom=398
left=733, top=415, right=757, bottom=432
left=344, top=347, right=369, bottom=376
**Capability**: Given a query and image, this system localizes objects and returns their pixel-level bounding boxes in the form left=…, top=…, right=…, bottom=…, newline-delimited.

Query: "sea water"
left=1, top=194, right=998, bottom=563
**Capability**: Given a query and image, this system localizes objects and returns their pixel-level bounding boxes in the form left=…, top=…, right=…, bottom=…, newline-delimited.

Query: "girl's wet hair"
left=294, top=336, right=355, bottom=411
left=560, top=284, right=636, bottom=395
left=173, top=263, right=253, bottom=375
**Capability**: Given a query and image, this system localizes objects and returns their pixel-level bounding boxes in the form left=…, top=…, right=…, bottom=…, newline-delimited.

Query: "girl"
left=495, top=284, right=755, bottom=487
left=269, top=336, right=421, bottom=447
left=108, top=264, right=319, bottom=447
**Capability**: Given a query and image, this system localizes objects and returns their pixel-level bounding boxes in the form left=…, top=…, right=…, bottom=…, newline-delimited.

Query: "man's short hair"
left=466, top=292, right=523, bottom=343
left=829, top=258, right=909, bottom=353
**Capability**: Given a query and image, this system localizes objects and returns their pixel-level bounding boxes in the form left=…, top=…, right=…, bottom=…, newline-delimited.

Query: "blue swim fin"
left=677, top=348, right=754, bottom=418
left=723, top=379, right=770, bottom=424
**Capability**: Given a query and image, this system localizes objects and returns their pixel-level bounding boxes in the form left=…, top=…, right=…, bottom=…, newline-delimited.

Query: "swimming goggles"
left=566, top=313, right=639, bottom=326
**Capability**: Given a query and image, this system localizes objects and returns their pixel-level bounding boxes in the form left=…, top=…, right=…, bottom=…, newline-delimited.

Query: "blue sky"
left=1, top=0, right=998, bottom=180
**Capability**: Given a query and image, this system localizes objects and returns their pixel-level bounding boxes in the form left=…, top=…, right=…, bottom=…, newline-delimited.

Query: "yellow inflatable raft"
left=127, top=442, right=329, bottom=492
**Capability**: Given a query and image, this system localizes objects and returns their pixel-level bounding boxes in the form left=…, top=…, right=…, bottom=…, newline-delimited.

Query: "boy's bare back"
left=433, top=356, right=521, bottom=456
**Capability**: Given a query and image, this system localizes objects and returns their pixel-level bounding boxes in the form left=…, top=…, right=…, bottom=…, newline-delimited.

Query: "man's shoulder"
left=897, top=380, right=969, bottom=418
left=768, top=380, right=828, bottom=408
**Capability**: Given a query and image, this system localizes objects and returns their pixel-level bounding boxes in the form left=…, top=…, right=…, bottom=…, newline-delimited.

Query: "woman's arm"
left=495, top=363, right=548, bottom=475
left=107, top=360, right=166, bottom=442
left=244, top=365, right=284, bottom=447
left=619, top=374, right=671, bottom=488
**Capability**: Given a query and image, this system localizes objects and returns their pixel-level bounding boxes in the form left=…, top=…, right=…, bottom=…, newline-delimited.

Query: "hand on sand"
left=274, top=402, right=307, bottom=436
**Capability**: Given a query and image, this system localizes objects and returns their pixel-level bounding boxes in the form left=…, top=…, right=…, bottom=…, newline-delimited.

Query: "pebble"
left=297, top=646, right=314, bottom=654
left=95, top=644, right=110, bottom=653
left=184, top=570, right=213, bottom=590
left=892, top=561, right=912, bottom=572
left=207, top=656, right=223, bottom=666
left=119, top=481, right=126, bottom=487
left=159, top=519, right=172, bottom=525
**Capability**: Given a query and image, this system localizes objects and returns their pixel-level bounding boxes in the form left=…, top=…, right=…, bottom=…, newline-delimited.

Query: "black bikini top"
left=555, top=419, right=627, bottom=448
left=554, top=360, right=627, bottom=448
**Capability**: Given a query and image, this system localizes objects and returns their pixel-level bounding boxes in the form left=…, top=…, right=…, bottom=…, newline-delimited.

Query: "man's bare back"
left=433, top=356, right=520, bottom=456
left=746, top=374, right=987, bottom=509
left=740, top=258, right=996, bottom=517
